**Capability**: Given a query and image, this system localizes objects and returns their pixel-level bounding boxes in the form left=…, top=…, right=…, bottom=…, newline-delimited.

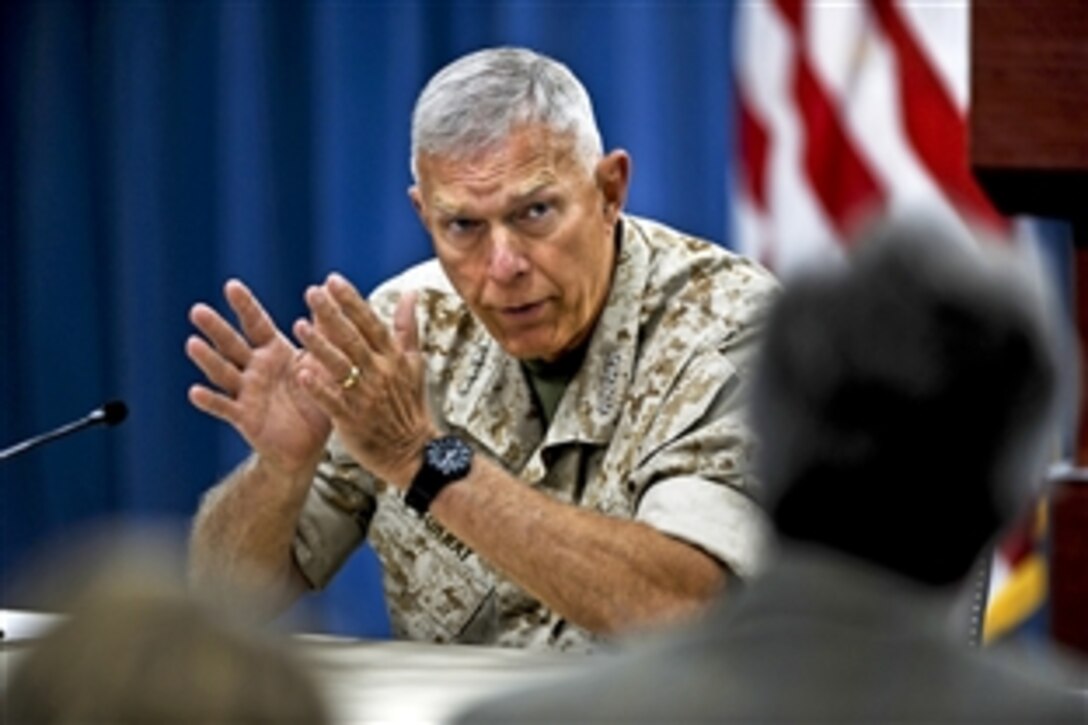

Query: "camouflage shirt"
left=293, top=215, right=778, bottom=651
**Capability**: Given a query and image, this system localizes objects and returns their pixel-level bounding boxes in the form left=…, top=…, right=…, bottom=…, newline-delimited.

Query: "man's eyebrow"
left=509, top=180, right=556, bottom=205
left=430, top=197, right=464, bottom=217
left=431, top=179, right=557, bottom=218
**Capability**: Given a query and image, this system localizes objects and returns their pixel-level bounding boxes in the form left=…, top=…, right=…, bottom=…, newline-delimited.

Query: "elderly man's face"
left=410, top=125, right=629, bottom=362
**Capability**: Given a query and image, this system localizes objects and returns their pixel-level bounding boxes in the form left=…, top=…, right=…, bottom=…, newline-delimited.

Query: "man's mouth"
left=498, top=300, right=546, bottom=321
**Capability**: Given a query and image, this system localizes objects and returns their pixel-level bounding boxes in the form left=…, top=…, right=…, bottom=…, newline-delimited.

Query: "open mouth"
left=499, top=300, right=546, bottom=321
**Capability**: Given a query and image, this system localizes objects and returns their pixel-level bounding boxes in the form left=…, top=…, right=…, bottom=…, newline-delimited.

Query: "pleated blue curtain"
left=0, top=0, right=736, bottom=636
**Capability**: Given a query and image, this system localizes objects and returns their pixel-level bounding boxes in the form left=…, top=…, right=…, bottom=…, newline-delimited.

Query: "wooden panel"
left=969, top=1, right=1088, bottom=218
left=1050, top=476, right=1088, bottom=654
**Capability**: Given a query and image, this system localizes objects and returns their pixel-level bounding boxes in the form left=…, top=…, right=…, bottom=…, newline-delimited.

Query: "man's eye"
left=521, top=202, right=552, bottom=222
left=446, top=218, right=480, bottom=235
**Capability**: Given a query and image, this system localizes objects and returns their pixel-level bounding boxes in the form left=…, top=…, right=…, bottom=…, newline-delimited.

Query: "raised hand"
left=292, top=273, right=438, bottom=488
left=186, top=279, right=332, bottom=476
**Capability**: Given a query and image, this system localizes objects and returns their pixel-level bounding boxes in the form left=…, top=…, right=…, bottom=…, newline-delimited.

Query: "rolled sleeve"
left=293, top=449, right=378, bottom=590
left=636, top=475, right=771, bottom=579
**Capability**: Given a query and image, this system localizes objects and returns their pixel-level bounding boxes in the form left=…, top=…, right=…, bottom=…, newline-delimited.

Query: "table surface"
left=298, top=633, right=593, bottom=723
left=0, top=609, right=597, bottom=724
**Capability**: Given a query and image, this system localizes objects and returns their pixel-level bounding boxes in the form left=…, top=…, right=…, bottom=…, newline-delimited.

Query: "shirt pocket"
left=640, top=348, right=738, bottom=461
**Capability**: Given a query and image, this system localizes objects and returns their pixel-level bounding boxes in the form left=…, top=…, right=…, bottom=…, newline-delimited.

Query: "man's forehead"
left=420, top=135, right=584, bottom=212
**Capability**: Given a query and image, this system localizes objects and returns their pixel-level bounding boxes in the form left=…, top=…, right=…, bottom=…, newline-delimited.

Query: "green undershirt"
left=521, top=342, right=589, bottom=425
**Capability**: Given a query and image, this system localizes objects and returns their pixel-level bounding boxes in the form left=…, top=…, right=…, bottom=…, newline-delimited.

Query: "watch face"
left=426, top=436, right=472, bottom=476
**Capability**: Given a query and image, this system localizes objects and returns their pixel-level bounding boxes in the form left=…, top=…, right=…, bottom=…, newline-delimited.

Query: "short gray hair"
left=410, top=47, right=604, bottom=180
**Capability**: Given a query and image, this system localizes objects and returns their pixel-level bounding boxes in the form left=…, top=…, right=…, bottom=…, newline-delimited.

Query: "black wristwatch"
left=404, top=435, right=474, bottom=515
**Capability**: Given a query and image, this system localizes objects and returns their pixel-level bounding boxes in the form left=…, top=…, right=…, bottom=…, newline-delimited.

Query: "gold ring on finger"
left=340, top=365, right=361, bottom=390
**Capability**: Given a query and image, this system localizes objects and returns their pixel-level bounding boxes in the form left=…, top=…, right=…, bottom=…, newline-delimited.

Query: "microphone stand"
left=0, top=401, right=128, bottom=462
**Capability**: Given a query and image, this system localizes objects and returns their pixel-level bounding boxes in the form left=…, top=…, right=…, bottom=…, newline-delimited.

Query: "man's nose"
left=487, top=227, right=530, bottom=283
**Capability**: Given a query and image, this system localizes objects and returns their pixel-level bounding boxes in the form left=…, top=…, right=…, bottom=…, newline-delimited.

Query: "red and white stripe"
left=733, top=0, right=1009, bottom=277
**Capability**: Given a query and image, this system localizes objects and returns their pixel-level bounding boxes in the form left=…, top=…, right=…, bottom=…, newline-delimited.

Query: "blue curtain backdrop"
left=0, top=0, right=738, bottom=636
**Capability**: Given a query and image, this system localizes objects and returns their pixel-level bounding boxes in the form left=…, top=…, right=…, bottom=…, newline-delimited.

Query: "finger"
left=393, top=290, right=420, bottom=355
left=185, top=335, right=244, bottom=396
left=293, top=349, right=336, bottom=388
left=326, top=273, right=395, bottom=355
left=305, top=284, right=374, bottom=366
left=190, top=302, right=252, bottom=368
left=293, top=317, right=359, bottom=383
left=224, top=279, right=281, bottom=348
left=187, top=383, right=242, bottom=426
left=296, top=366, right=350, bottom=420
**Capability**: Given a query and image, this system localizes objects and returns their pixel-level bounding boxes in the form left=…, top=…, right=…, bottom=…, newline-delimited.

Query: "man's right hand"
left=186, top=279, right=332, bottom=477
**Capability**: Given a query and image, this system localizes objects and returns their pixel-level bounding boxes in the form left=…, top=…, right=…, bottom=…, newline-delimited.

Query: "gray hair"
left=410, top=47, right=604, bottom=180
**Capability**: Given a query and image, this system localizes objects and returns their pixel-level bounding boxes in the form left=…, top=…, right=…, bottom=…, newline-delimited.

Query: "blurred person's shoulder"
left=984, top=634, right=1088, bottom=697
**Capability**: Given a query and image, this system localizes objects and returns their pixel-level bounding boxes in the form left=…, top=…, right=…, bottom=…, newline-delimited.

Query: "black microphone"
left=0, top=400, right=128, bottom=462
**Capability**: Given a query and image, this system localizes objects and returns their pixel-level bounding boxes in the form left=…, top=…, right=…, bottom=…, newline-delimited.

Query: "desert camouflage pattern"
left=294, top=215, right=778, bottom=650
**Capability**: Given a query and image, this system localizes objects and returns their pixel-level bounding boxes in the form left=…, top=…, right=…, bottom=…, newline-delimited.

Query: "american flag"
left=731, top=0, right=1042, bottom=642
left=732, top=0, right=1008, bottom=277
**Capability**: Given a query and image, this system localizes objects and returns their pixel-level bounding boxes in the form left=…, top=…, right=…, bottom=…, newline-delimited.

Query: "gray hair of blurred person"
left=410, top=47, right=604, bottom=180
left=750, top=213, right=1066, bottom=586
left=5, top=540, right=330, bottom=724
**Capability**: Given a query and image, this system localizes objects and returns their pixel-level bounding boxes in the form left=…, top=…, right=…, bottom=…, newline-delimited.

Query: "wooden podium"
left=970, top=0, right=1088, bottom=655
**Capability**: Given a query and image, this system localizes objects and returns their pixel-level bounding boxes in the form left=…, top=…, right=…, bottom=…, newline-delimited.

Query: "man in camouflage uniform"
left=186, top=47, right=778, bottom=651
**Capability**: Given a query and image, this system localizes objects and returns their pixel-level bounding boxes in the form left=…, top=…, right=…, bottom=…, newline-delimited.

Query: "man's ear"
left=407, top=186, right=429, bottom=231
left=595, top=150, right=631, bottom=223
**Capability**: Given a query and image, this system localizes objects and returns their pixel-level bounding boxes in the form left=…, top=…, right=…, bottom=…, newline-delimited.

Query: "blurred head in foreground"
left=5, top=532, right=329, bottom=724
left=452, top=214, right=1082, bottom=725
left=751, top=213, right=1063, bottom=586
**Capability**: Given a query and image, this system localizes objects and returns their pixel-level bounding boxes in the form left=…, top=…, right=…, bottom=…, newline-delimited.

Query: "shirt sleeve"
left=630, top=326, right=773, bottom=580
left=293, top=439, right=379, bottom=589
left=636, top=475, right=770, bottom=579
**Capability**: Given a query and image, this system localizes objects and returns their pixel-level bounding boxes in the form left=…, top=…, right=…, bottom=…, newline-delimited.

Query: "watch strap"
left=404, top=466, right=446, bottom=514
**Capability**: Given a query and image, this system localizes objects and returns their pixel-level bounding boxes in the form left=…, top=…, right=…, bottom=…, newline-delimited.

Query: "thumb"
left=393, top=290, right=420, bottom=354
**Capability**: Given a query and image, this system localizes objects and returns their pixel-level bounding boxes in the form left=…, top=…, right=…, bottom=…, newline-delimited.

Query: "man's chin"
left=504, top=344, right=552, bottom=362
left=496, top=335, right=560, bottom=363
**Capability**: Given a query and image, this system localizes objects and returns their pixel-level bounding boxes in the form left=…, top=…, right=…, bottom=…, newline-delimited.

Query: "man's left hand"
left=292, top=273, right=438, bottom=488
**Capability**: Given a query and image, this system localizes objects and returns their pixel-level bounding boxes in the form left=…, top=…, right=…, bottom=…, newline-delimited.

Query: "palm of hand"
left=235, top=334, right=331, bottom=472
